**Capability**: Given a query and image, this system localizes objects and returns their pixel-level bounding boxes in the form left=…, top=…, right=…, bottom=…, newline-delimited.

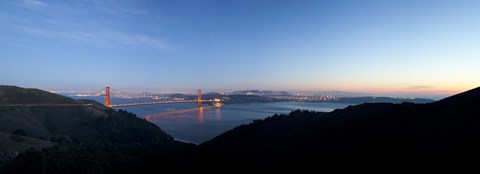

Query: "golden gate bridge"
left=103, top=86, right=222, bottom=108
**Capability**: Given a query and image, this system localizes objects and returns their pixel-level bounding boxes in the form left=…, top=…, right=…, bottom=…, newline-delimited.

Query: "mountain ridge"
left=199, top=86, right=480, bottom=161
left=433, top=86, right=480, bottom=106
left=0, top=85, right=177, bottom=152
left=2, top=85, right=480, bottom=172
left=0, top=85, right=76, bottom=104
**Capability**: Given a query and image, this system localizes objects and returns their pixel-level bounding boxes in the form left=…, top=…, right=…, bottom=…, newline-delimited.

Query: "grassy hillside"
left=3, top=85, right=480, bottom=172
left=0, top=132, right=53, bottom=152
left=0, top=86, right=76, bottom=104
left=0, top=86, right=176, bottom=147
left=0, top=86, right=194, bottom=173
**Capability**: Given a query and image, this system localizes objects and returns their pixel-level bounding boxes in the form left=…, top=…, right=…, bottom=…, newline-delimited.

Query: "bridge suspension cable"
left=103, top=86, right=220, bottom=108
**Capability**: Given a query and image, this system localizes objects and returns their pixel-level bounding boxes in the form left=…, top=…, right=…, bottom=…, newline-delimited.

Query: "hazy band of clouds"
left=6, top=0, right=169, bottom=50
left=21, top=0, right=47, bottom=8
left=14, top=25, right=171, bottom=50
left=2, top=43, right=39, bottom=50
left=404, top=85, right=435, bottom=90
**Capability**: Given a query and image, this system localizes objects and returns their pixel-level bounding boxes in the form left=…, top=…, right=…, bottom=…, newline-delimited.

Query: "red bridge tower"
left=197, top=89, right=202, bottom=107
left=105, top=85, right=111, bottom=108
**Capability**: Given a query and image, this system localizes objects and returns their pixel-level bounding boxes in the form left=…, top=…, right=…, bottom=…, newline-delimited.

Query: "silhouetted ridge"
left=0, top=85, right=76, bottom=104
left=0, top=86, right=176, bottom=146
left=3, top=86, right=480, bottom=171
left=1, top=86, right=193, bottom=173
left=434, top=86, right=480, bottom=106
left=200, top=86, right=480, bottom=162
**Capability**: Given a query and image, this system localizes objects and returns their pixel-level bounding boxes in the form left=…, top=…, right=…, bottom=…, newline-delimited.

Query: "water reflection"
left=197, top=107, right=204, bottom=124
left=69, top=96, right=351, bottom=143
left=132, top=102, right=350, bottom=144
left=215, top=108, right=221, bottom=121
left=145, top=106, right=215, bottom=123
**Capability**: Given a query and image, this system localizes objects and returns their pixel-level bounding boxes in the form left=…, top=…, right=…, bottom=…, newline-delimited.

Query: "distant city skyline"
left=1, top=0, right=479, bottom=99
left=49, top=86, right=449, bottom=100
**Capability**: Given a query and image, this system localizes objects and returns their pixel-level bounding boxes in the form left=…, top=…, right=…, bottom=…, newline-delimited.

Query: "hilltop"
left=200, top=86, right=480, bottom=162
left=2, top=85, right=480, bottom=172
left=0, top=85, right=176, bottom=152
left=0, top=85, right=76, bottom=104
left=0, top=86, right=196, bottom=173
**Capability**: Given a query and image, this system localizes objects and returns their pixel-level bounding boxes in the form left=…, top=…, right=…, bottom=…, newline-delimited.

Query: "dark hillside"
left=200, top=87, right=480, bottom=162
left=0, top=86, right=76, bottom=104
left=0, top=86, right=176, bottom=148
left=3, top=86, right=480, bottom=171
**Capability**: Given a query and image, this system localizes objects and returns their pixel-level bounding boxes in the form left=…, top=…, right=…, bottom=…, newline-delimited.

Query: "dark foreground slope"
left=200, top=87, right=480, bottom=162
left=0, top=86, right=76, bottom=104
left=1, top=86, right=194, bottom=173
left=3, top=86, right=480, bottom=172
left=0, top=85, right=183, bottom=152
left=0, top=85, right=174, bottom=146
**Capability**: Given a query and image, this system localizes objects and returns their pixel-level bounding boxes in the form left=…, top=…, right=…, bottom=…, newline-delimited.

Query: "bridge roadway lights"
left=104, top=86, right=206, bottom=109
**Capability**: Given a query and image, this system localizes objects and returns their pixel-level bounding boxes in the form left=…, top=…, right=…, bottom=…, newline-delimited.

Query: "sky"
left=1, top=0, right=479, bottom=98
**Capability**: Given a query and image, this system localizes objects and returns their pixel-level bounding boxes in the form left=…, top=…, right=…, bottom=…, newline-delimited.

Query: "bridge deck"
left=110, top=100, right=215, bottom=108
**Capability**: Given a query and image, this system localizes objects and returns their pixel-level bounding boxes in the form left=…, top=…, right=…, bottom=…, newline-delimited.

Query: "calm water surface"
left=71, top=96, right=351, bottom=144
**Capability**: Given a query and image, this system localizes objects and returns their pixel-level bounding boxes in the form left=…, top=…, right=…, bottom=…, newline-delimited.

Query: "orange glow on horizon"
left=270, top=82, right=478, bottom=97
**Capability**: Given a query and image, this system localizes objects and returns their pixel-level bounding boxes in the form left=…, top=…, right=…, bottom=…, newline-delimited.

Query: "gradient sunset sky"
left=1, top=0, right=479, bottom=98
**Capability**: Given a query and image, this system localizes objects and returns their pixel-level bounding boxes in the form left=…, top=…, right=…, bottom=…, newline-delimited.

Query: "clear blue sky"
left=1, top=0, right=479, bottom=97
